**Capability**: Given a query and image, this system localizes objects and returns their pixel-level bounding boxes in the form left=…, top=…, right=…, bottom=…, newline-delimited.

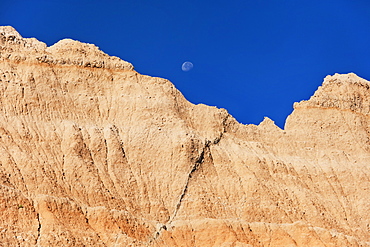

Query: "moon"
left=181, top=61, right=193, bottom=72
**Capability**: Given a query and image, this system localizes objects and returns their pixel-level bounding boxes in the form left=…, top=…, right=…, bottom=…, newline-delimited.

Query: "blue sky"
left=1, top=0, right=370, bottom=128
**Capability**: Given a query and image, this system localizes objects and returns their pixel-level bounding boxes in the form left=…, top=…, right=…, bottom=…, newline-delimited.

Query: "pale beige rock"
left=0, top=26, right=369, bottom=246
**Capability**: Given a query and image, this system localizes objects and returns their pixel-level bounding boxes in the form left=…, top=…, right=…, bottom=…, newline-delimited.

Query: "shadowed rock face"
left=0, top=26, right=369, bottom=246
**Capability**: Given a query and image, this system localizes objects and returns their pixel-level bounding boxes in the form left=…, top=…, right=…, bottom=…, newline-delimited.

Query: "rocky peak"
left=0, top=26, right=23, bottom=39
left=293, top=72, right=370, bottom=115
left=0, top=26, right=133, bottom=70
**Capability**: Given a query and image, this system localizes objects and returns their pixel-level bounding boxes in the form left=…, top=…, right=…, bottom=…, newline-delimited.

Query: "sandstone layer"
left=0, top=26, right=369, bottom=246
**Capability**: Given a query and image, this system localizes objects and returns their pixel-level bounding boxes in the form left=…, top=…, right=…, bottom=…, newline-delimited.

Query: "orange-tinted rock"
left=0, top=26, right=369, bottom=246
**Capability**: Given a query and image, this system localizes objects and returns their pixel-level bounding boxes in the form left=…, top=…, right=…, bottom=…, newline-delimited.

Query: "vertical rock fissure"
left=35, top=212, right=41, bottom=245
left=214, top=114, right=229, bottom=145
left=169, top=141, right=207, bottom=223
left=149, top=119, right=228, bottom=243
left=149, top=140, right=213, bottom=243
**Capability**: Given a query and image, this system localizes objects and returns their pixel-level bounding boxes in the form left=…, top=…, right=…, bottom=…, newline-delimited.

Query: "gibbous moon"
left=182, top=61, right=193, bottom=72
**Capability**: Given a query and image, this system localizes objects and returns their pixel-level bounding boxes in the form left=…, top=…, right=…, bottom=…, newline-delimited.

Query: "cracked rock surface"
left=0, top=26, right=370, bottom=246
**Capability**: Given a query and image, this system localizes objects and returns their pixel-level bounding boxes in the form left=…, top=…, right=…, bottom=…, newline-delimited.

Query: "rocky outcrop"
left=0, top=26, right=369, bottom=246
left=0, top=26, right=133, bottom=70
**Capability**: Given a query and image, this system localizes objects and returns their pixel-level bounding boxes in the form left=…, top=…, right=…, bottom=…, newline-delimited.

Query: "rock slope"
left=0, top=26, right=369, bottom=246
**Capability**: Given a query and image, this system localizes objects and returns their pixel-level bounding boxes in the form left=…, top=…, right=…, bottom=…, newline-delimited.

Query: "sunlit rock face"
left=0, top=26, right=369, bottom=246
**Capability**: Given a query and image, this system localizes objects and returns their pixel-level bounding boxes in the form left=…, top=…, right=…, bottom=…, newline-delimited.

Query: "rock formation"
left=0, top=26, right=369, bottom=246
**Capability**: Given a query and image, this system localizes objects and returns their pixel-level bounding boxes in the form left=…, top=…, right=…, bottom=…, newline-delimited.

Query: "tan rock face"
left=0, top=26, right=369, bottom=246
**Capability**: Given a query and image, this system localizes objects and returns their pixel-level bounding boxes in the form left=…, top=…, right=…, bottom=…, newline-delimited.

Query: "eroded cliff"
left=0, top=26, right=369, bottom=246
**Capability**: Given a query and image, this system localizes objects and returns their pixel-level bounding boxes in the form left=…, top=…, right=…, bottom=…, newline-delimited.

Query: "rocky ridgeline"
left=295, top=73, right=370, bottom=114
left=0, top=26, right=369, bottom=246
left=0, top=26, right=133, bottom=70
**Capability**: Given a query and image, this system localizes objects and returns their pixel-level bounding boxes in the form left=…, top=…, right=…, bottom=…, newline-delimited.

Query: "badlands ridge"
left=0, top=26, right=370, bottom=246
